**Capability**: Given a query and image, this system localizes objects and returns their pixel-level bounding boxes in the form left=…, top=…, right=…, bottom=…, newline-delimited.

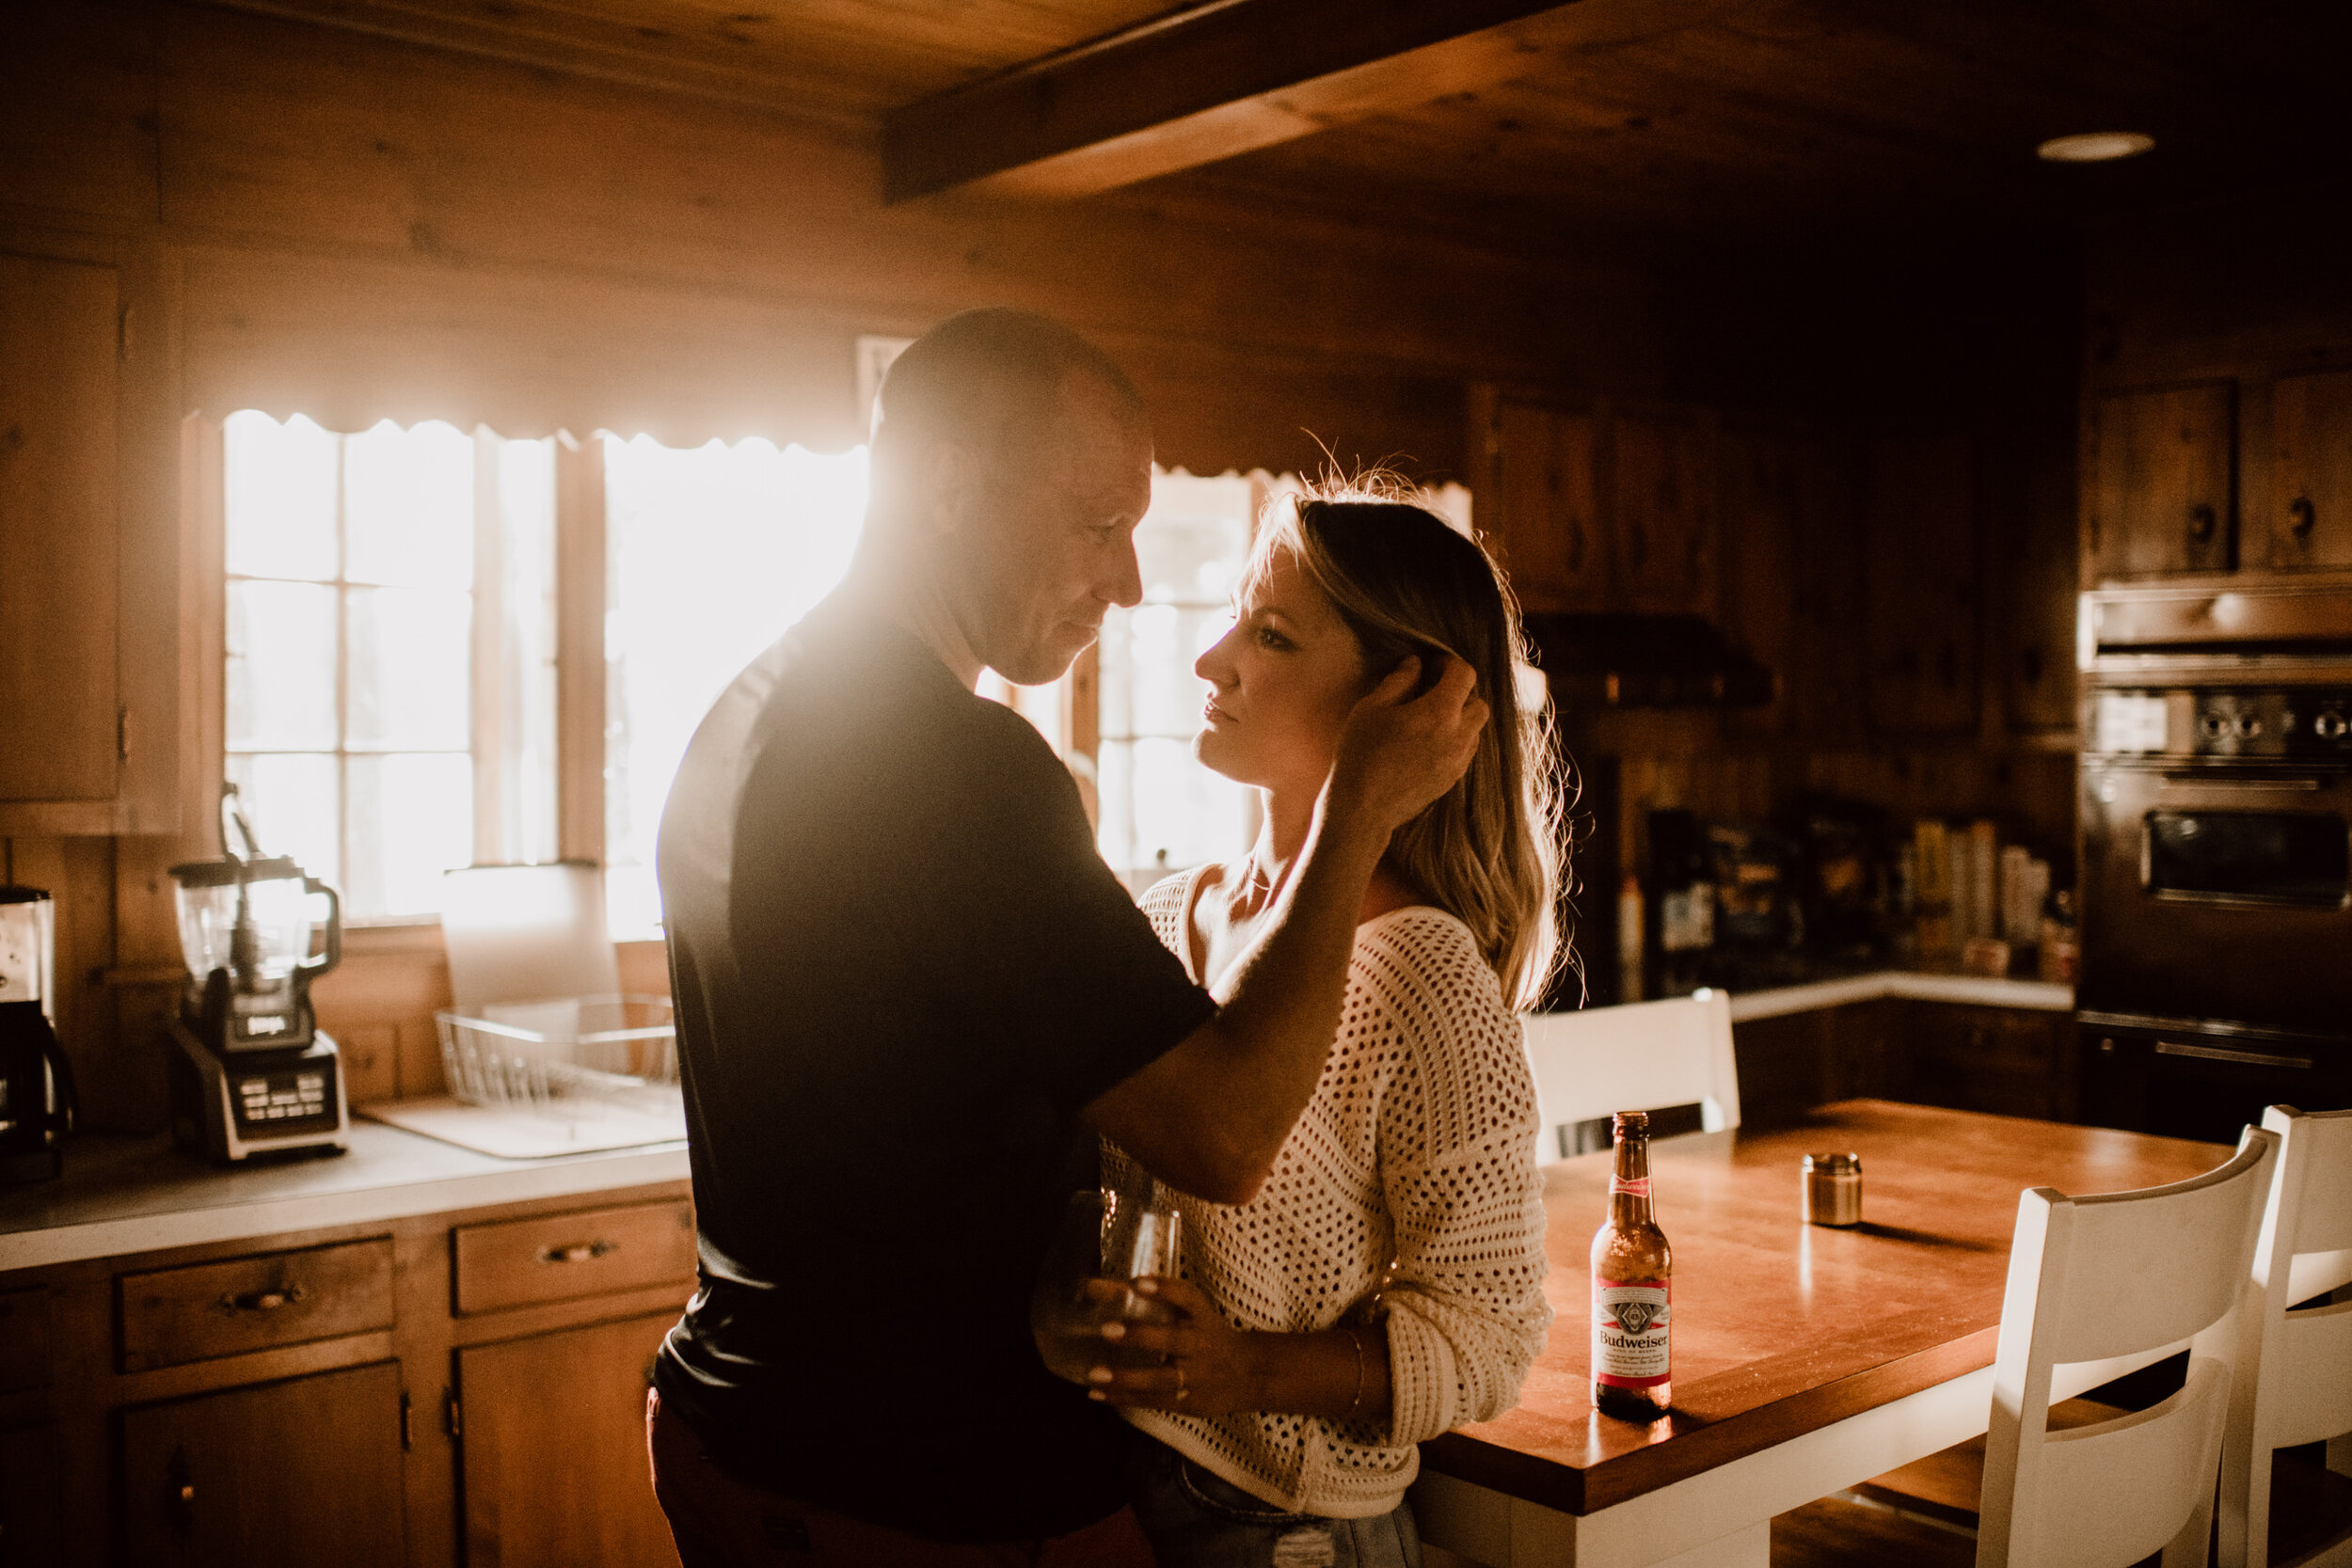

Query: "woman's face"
left=1193, top=543, right=1374, bottom=795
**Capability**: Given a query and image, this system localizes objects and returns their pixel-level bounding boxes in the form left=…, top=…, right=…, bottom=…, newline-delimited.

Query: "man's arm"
left=1083, top=657, right=1488, bottom=1205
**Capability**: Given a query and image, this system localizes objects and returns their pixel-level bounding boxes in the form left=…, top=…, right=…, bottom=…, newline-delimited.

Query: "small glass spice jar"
left=1803, top=1152, right=1863, bottom=1227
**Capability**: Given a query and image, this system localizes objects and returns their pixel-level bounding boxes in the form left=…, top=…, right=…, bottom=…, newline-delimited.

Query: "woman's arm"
left=1083, top=1275, right=1391, bottom=1421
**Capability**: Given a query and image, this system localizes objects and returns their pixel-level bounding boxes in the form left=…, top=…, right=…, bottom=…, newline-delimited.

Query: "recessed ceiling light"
left=2037, top=132, right=2155, bottom=163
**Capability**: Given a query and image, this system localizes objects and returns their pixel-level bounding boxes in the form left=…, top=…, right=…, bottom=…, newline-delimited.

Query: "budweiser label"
left=1593, top=1279, right=1670, bottom=1387
left=1608, top=1175, right=1652, bottom=1198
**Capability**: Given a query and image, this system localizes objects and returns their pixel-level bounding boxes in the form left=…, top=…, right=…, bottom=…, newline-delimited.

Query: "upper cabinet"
left=2266, top=368, right=2352, bottom=571
left=0, top=230, right=180, bottom=835
left=2085, top=382, right=2235, bottom=581
left=1470, top=390, right=1715, bottom=617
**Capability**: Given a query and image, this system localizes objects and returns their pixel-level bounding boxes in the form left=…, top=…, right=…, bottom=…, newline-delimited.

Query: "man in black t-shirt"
left=647, top=309, right=1486, bottom=1564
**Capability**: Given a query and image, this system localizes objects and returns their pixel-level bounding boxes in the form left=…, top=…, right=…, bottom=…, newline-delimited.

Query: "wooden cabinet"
left=2266, top=368, right=2352, bottom=570
left=1731, top=998, right=2074, bottom=1126
left=1478, top=394, right=1605, bottom=612
left=2086, top=383, right=2235, bottom=581
left=119, top=1361, right=407, bottom=1568
left=1611, top=407, right=1715, bottom=613
left=0, top=1422, right=64, bottom=1567
left=1864, top=432, right=1979, bottom=735
left=0, top=1175, right=695, bottom=1567
left=457, top=1311, right=683, bottom=1568
left=0, top=230, right=181, bottom=834
left=1470, top=390, right=1715, bottom=617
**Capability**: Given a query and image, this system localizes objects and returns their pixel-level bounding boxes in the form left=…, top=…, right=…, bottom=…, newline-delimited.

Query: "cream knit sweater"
left=1105, top=868, right=1552, bottom=1519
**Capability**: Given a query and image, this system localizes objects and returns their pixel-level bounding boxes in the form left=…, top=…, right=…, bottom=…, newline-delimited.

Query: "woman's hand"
left=1084, top=1275, right=1263, bottom=1416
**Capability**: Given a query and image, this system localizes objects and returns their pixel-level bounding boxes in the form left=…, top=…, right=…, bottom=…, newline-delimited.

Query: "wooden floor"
left=1770, top=1496, right=1976, bottom=1566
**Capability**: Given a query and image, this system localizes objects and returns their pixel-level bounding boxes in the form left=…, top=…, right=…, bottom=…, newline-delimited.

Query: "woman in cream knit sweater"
left=1091, top=485, right=1562, bottom=1567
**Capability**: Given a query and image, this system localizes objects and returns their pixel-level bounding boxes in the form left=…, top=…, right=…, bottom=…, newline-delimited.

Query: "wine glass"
left=1031, top=1188, right=1182, bottom=1385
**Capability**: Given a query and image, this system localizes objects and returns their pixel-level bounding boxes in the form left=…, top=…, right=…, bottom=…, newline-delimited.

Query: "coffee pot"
left=0, top=886, right=76, bottom=1184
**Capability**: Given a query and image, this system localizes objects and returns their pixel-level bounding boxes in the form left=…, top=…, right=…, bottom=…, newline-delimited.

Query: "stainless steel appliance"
left=166, top=788, right=348, bottom=1163
left=0, top=885, right=75, bottom=1183
left=2077, top=575, right=2352, bottom=1140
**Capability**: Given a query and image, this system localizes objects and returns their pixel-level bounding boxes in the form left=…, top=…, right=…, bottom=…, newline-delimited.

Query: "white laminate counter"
left=1720, top=969, right=2074, bottom=1024
left=0, top=1121, right=691, bottom=1273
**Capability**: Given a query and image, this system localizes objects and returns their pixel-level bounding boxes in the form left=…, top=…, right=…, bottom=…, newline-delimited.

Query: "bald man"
left=647, top=309, right=1486, bottom=1565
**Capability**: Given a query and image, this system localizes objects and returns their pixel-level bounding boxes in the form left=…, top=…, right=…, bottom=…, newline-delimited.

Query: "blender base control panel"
left=232, top=1066, right=338, bottom=1133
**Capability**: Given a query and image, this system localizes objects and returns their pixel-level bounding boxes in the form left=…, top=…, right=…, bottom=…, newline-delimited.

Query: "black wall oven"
left=2076, top=578, right=2352, bottom=1140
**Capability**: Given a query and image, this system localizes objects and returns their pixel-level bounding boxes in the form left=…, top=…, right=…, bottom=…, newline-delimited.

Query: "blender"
left=167, top=785, right=349, bottom=1162
left=0, top=885, right=76, bottom=1184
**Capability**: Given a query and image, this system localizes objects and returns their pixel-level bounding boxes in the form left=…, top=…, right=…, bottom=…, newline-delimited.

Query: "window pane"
left=1137, top=471, right=1252, bottom=604
left=225, top=412, right=338, bottom=581
left=603, top=436, right=866, bottom=926
left=227, top=580, right=338, bottom=751
left=347, top=752, right=472, bottom=919
left=348, top=586, right=470, bottom=752
left=492, top=436, right=560, bottom=864
left=227, top=752, right=341, bottom=893
left=344, top=420, right=475, bottom=589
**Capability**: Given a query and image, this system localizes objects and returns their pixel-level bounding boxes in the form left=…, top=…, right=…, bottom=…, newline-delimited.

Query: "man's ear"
left=920, top=441, right=981, bottom=535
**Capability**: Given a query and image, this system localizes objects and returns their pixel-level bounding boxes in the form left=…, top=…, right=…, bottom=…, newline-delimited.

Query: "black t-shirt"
left=651, top=595, right=1216, bottom=1543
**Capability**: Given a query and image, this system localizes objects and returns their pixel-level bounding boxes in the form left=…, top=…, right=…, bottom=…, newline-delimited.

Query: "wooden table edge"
left=1420, top=1323, right=2004, bottom=1515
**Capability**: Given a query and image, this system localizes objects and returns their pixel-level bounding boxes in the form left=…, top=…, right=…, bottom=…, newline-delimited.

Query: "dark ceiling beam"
left=882, top=0, right=1734, bottom=203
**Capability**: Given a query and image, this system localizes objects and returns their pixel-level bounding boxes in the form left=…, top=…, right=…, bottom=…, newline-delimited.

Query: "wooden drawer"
left=0, top=1287, right=49, bottom=1393
left=117, top=1239, right=395, bottom=1373
left=452, top=1199, right=695, bottom=1315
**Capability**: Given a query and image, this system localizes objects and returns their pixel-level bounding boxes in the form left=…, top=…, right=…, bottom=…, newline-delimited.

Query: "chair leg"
left=2330, top=1434, right=2352, bottom=1481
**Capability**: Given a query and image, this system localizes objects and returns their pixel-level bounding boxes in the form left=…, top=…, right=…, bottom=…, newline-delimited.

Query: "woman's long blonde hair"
left=1242, top=476, right=1569, bottom=1009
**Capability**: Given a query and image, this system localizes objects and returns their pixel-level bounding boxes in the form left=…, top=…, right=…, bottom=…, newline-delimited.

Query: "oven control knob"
left=2317, top=710, right=2350, bottom=741
left=2233, top=714, right=2262, bottom=739
left=2200, top=713, right=2229, bottom=740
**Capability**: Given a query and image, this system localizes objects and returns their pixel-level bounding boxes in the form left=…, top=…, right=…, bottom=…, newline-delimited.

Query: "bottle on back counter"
left=1592, top=1110, right=1673, bottom=1421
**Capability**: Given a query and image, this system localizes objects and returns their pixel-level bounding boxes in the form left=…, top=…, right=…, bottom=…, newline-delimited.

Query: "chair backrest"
left=440, top=863, right=619, bottom=1013
left=2219, top=1105, right=2352, bottom=1568
left=1977, top=1127, right=2279, bottom=1568
left=1519, top=990, right=1739, bottom=1163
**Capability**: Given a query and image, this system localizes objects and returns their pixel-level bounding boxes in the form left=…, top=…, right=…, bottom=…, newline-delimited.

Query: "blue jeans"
left=1125, top=1440, right=1422, bottom=1568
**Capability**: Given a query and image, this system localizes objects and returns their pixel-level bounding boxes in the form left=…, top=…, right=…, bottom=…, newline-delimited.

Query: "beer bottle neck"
left=1610, top=1133, right=1653, bottom=1226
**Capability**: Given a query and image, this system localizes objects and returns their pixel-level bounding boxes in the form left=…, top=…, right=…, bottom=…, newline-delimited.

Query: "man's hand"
left=1327, top=654, right=1489, bottom=835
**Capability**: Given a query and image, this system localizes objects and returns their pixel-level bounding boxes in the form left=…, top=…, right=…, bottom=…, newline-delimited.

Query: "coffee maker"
left=0, top=885, right=76, bottom=1184
left=167, top=788, right=348, bottom=1162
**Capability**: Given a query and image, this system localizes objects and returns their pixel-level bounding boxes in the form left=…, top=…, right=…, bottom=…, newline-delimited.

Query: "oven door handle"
left=2154, top=1038, right=2317, bottom=1070
left=2159, top=772, right=2327, bottom=791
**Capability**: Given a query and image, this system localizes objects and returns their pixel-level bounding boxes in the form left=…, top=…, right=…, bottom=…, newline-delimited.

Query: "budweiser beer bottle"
left=1591, top=1110, right=1672, bottom=1420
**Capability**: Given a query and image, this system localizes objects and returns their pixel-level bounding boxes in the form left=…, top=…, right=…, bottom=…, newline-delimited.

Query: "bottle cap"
left=1613, top=1110, right=1650, bottom=1134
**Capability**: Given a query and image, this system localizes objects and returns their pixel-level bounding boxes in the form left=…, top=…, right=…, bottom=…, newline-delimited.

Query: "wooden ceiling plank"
left=880, top=0, right=1749, bottom=203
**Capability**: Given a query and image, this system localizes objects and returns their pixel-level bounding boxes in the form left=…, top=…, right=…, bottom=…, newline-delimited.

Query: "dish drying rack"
left=437, top=995, right=678, bottom=1121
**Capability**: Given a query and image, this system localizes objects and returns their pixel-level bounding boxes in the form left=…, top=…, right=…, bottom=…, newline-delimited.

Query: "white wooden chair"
left=1972, top=1126, right=2280, bottom=1568
left=1519, top=990, right=1739, bottom=1163
left=2220, top=1105, right=2352, bottom=1568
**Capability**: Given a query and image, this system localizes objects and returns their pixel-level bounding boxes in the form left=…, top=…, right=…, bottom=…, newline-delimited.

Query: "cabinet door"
left=459, top=1310, right=681, bottom=1568
left=0, top=1423, right=62, bottom=1567
left=2268, top=368, right=2352, bottom=569
left=2087, top=383, right=2234, bottom=579
left=0, top=249, right=119, bottom=805
left=1490, top=400, right=1603, bottom=612
left=1902, top=1003, right=2073, bottom=1121
left=119, top=1360, right=406, bottom=1568
left=1864, top=433, right=1979, bottom=736
left=1610, top=408, right=1714, bottom=612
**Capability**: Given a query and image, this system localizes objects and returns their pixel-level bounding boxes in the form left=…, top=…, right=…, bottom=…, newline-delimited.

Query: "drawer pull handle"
left=543, top=1241, right=616, bottom=1264
left=218, top=1284, right=305, bottom=1313
left=2154, top=1039, right=2314, bottom=1070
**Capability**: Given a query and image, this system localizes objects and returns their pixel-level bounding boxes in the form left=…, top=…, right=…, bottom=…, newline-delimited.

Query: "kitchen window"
left=222, top=411, right=559, bottom=922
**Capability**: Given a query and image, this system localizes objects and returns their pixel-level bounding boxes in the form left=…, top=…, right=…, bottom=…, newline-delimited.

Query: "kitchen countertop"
left=0, top=1121, right=690, bottom=1273
left=1718, top=968, right=2074, bottom=1023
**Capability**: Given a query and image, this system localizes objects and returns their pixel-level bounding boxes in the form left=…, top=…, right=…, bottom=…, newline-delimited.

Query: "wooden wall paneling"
left=1993, top=408, right=2081, bottom=737
left=2083, top=382, right=2235, bottom=582
left=2267, top=367, right=2352, bottom=570
left=0, top=2, right=162, bottom=225
left=1487, top=398, right=1604, bottom=613
left=1862, top=431, right=1978, bottom=736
